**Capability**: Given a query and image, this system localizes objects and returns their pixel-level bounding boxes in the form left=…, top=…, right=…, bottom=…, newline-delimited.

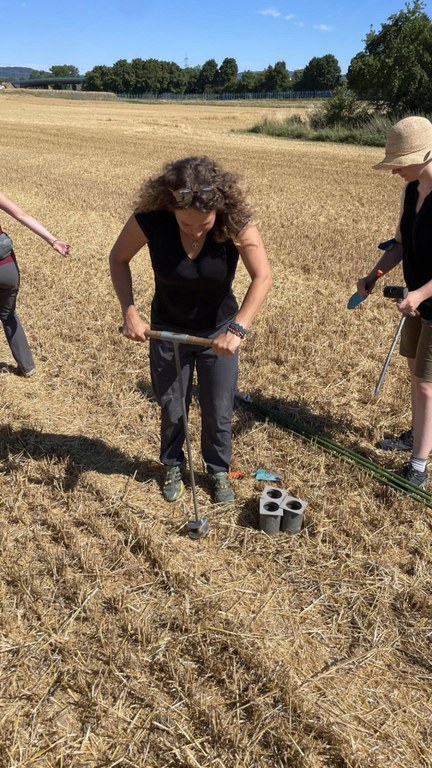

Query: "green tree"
left=183, top=65, right=201, bottom=93
left=49, top=64, right=80, bottom=77
left=216, top=57, right=238, bottom=91
left=82, top=65, right=111, bottom=91
left=30, top=64, right=80, bottom=79
left=197, top=59, right=218, bottom=92
left=29, top=69, right=52, bottom=79
left=141, top=59, right=167, bottom=93
left=236, top=69, right=261, bottom=92
left=262, top=61, right=291, bottom=91
left=107, top=59, right=135, bottom=93
left=347, top=0, right=432, bottom=113
left=130, top=58, right=147, bottom=92
left=165, top=61, right=185, bottom=93
left=291, top=69, right=304, bottom=89
left=294, top=54, right=341, bottom=91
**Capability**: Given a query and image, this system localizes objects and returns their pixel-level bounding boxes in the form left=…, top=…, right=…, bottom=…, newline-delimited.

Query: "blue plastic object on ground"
left=254, top=469, right=284, bottom=481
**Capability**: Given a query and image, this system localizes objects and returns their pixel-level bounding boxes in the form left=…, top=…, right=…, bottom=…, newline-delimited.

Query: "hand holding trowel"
left=347, top=268, right=384, bottom=309
left=347, top=238, right=397, bottom=310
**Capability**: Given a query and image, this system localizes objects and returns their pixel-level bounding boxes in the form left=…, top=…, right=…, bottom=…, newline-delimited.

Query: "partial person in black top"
left=109, top=155, right=272, bottom=503
left=356, top=116, right=432, bottom=488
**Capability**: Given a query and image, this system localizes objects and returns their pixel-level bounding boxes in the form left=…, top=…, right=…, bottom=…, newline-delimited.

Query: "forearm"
left=415, top=279, right=432, bottom=303
left=234, top=273, right=272, bottom=328
left=14, top=212, right=57, bottom=245
left=366, top=241, right=403, bottom=281
left=109, top=258, right=137, bottom=318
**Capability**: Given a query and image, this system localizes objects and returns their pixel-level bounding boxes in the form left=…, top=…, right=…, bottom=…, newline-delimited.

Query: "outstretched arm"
left=0, top=190, right=70, bottom=256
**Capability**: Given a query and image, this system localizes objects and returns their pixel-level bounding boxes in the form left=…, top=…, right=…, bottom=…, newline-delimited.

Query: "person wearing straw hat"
left=0, top=190, right=70, bottom=377
left=356, top=116, right=432, bottom=487
left=110, top=155, right=272, bottom=504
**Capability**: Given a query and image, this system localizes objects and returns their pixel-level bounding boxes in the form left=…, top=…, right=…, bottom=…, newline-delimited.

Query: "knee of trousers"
left=0, top=304, right=19, bottom=323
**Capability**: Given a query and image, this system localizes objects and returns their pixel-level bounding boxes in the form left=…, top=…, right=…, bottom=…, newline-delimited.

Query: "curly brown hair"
left=134, top=156, right=253, bottom=241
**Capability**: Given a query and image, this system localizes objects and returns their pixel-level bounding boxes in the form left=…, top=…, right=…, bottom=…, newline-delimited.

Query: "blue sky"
left=3, top=0, right=432, bottom=75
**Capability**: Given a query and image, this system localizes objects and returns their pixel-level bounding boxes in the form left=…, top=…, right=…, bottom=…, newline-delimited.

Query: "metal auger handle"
left=119, top=325, right=213, bottom=347
left=145, top=329, right=213, bottom=347
left=383, top=286, right=417, bottom=317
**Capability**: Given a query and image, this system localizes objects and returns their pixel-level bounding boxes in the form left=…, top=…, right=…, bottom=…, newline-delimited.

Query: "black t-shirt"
left=135, top=210, right=239, bottom=332
left=401, top=181, right=432, bottom=320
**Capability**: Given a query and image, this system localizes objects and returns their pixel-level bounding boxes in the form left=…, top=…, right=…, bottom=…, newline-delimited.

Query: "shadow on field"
left=234, top=390, right=382, bottom=464
left=234, top=391, right=355, bottom=438
left=0, top=426, right=160, bottom=490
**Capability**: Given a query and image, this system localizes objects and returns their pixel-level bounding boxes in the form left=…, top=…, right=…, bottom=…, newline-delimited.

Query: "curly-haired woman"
left=0, top=190, right=70, bottom=377
left=110, top=155, right=272, bottom=503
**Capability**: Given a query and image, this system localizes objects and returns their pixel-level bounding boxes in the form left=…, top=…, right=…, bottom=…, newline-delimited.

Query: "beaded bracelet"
left=227, top=321, right=248, bottom=340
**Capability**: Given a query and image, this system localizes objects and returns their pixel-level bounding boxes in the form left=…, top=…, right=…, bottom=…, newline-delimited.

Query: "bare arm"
left=0, top=190, right=70, bottom=256
left=213, top=224, right=272, bottom=355
left=234, top=224, right=272, bottom=327
left=109, top=214, right=150, bottom=342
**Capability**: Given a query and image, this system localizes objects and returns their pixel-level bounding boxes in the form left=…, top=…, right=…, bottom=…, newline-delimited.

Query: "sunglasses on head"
left=170, top=186, right=215, bottom=208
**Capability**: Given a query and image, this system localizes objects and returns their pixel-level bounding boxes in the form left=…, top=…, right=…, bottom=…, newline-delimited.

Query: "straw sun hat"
left=373, top=116, right=432, bottom=170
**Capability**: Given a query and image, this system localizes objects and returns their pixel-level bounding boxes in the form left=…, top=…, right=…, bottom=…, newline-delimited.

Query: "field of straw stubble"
left=0, top=93, right=430, bottom=768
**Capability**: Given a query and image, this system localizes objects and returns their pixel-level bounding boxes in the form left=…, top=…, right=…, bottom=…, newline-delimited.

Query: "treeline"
left=81, top=55, right=342, bottom=95
left=23, top=1, right=432, bottom=116
left=251, top=1, right=432, bottom=147
left=29, top=65, right=80, bottom=79
left=346, top=0, right=432, bottom=113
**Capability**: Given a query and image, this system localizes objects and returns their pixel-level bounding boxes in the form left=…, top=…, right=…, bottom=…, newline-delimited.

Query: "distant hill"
left=0, top=67, right=35, bottom=81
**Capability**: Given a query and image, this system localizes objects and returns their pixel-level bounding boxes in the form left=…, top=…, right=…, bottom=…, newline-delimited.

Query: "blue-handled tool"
left=347, top=238, right=397, bottom=310
left=347, top=268, right=383, bottom=309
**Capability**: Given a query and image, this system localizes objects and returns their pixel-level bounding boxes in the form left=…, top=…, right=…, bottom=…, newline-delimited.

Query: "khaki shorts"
left=400, top=314, right=432, bottom=380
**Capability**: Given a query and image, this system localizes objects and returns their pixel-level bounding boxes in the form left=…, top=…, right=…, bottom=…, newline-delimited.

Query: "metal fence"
left=118, top=90, right=332, bottom=101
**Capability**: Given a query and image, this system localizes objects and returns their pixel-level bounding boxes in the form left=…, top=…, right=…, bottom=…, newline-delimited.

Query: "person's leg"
left=0, top=260, right=35, bottom=374
left=407, top=357, right=416, bottom=428
left=149, top=338, right=195, bottom=466
left=411, top=320, right=432, bottom=460
left=412, top=378, right=432, bottom=458
left=378, top=315, right=419, bottom=450
left=397, top=319, right=432, bottom=486
left=196, top=343, right=238, bottom=474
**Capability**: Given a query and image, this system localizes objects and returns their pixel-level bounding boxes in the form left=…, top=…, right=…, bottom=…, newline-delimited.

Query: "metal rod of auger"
left=374, top=315, right=406, bottom=397
left=172, top=341, right=200, bottom=522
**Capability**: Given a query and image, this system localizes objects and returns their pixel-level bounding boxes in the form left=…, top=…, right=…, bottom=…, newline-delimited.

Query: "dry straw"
left=0, top=93, right=430, bottom=767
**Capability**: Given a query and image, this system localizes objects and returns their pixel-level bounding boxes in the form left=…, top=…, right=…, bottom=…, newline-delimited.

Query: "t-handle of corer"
left=383, top=285, right=417, bottom=317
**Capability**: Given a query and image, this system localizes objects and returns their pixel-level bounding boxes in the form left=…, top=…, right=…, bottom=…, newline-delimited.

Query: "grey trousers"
left=0, top=259, right=34, bottom=373
left=150, top=326, right=238, bottom=474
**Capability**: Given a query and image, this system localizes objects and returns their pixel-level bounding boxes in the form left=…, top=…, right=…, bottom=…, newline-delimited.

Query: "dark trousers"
left=0, top=259, right=34, bottom=373
left=150, top=327, right=238, bottom=474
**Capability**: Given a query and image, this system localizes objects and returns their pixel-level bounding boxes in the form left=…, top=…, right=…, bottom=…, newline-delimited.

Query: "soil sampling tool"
left=148, top=329, right=213, bottom=539
left=347, top=238, right=399, bottom=310
left=347, top=268, right=383, bottom=309
left=374, top=286, right=416, bottom=397
left=120, top=326, right=213, bottom=539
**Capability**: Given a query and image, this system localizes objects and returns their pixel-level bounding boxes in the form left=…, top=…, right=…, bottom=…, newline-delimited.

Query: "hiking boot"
left=17, top=366, right=36, bottom=378
left=210, top=471, right=235, bottom=503
left=396, top=461, right=428, bottom=488
left=162, top=463, right=185, bottom=502
left=377, top=429, right=413, bottom=451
